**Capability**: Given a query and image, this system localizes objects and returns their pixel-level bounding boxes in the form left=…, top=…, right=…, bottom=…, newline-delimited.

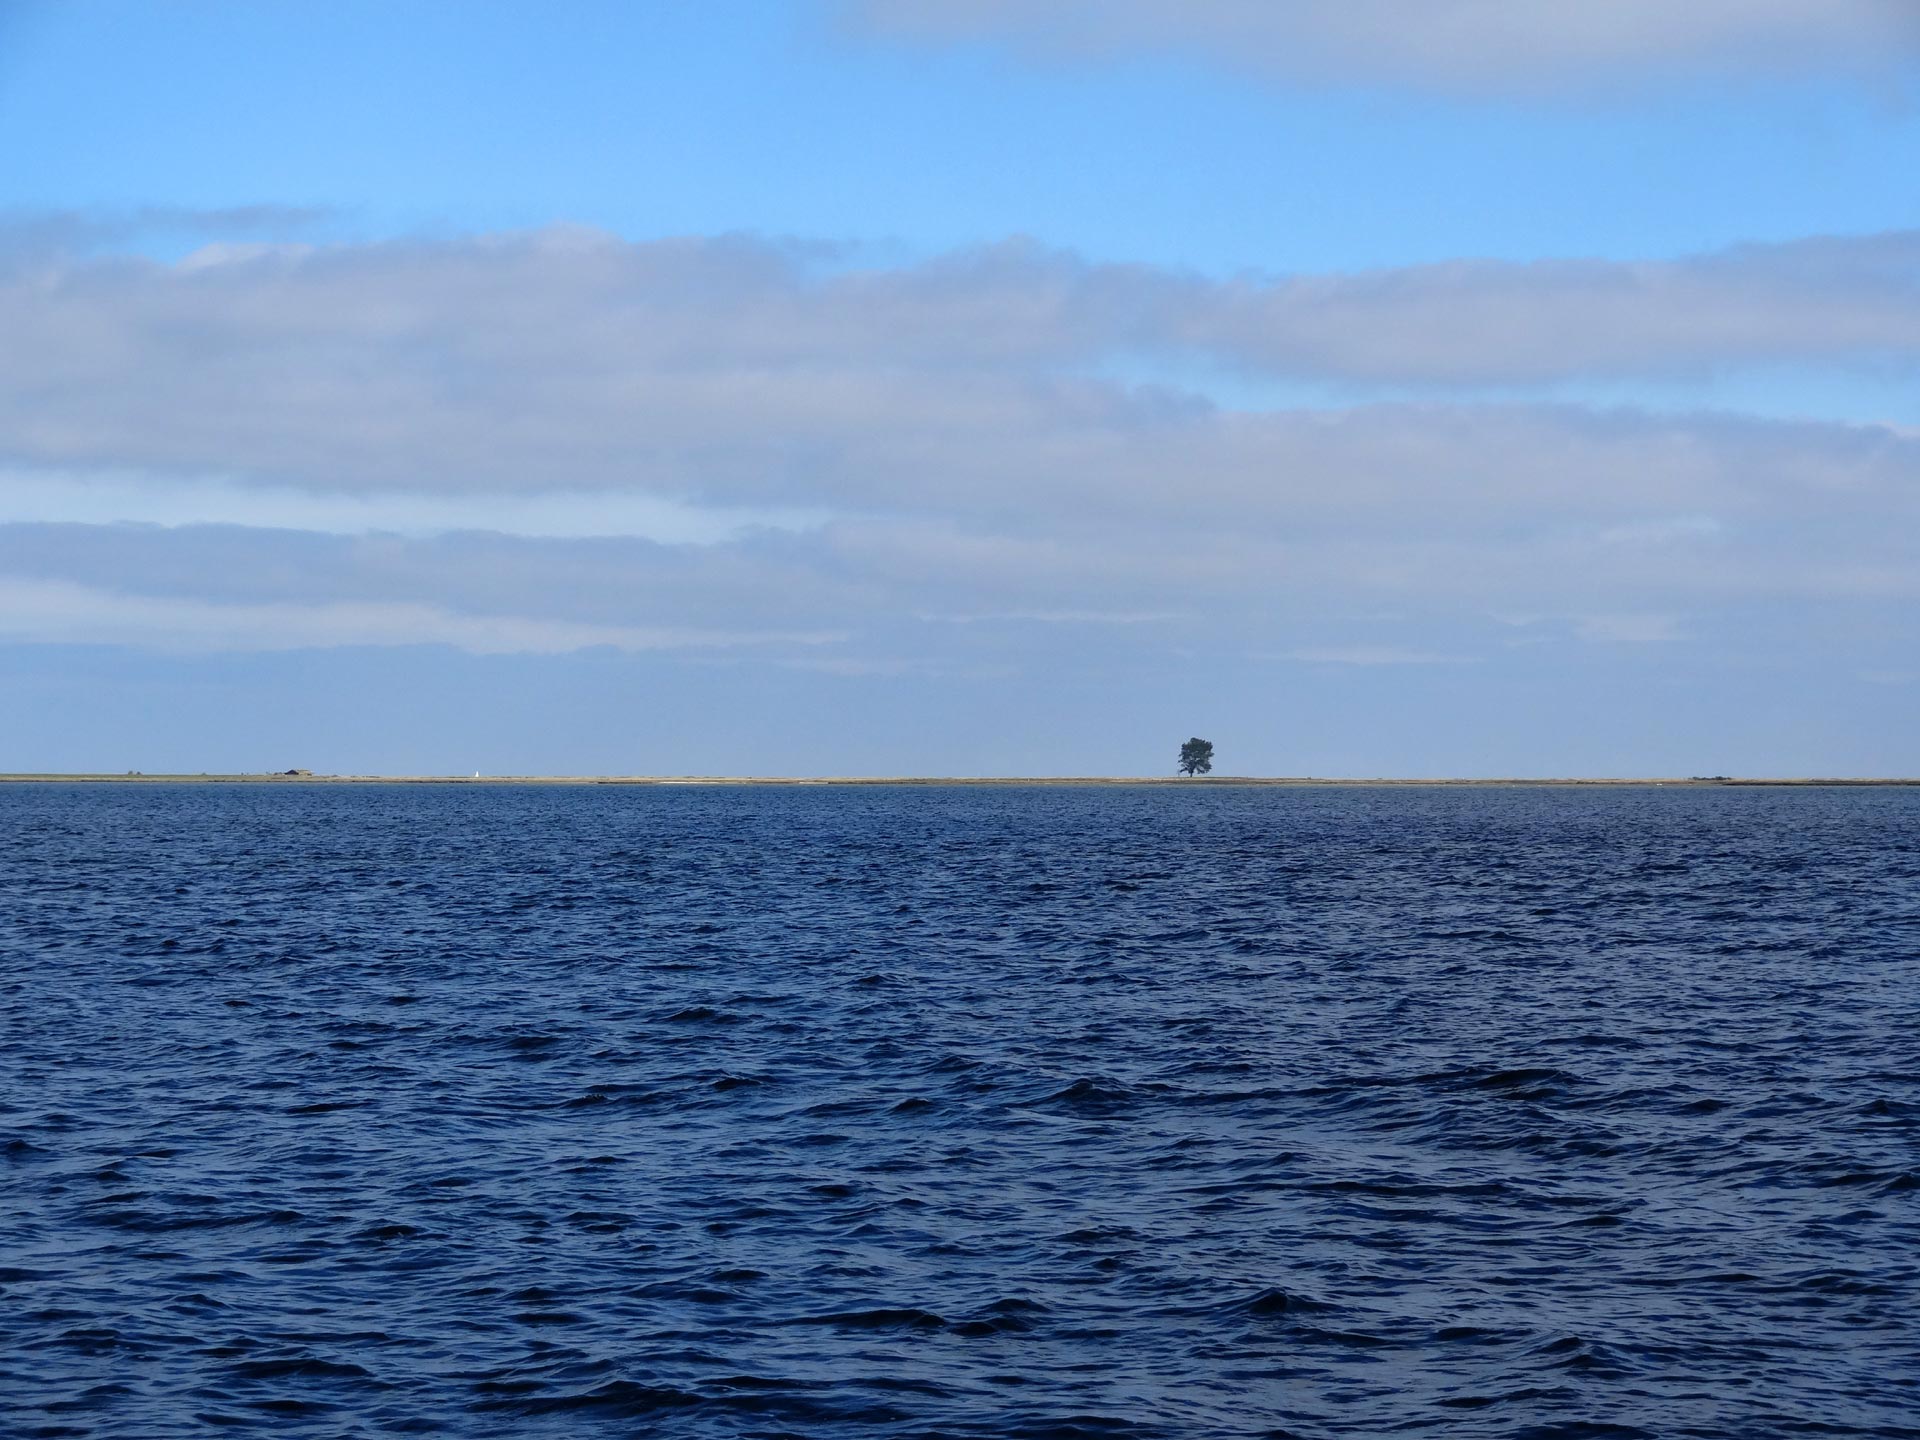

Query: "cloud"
left=1598, top=516, right=1727, bottom=547
left=1186, top=233, right=1920, bottom=384
left=0, top=206, right=330, bottom=261
left=2, top=227, right=1914, bottom=515
left=0, top=466, right=822, bottom=543
left=915, top=609, right=1182, bottom=625
left=0, top=576, right=840, bottom=655
left=3, top=432, right=1915, bottom=661
left=0, top=523, right=875, bottom=637
left=841, top=0, right=1920, bottom=92
left=2, top=224, right=1917, bottom=668
left=1574, top=614, right=1684, bottom=644
left=1275, top=647, right=1472, bottom=666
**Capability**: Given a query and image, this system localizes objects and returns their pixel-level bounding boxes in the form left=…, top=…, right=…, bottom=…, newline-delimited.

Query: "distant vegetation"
left=1178, top=738, right=1215, bottom=776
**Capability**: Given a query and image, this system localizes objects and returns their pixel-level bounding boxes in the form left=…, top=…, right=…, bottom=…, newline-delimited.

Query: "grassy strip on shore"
left=3, top=774, right=1918, bottom=787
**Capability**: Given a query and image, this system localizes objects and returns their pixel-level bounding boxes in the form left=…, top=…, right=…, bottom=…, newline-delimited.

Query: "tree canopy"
left=1178, top=738, right=1214, bottom=776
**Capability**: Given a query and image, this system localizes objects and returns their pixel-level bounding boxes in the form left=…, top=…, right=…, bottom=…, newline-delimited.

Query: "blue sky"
left=7, top=0, right=1916, bottom=273
left=1, top=0, right=1917, bottom=774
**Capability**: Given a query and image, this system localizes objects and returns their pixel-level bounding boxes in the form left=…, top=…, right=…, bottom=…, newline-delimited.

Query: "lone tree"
left=1178, top=737, right=1215, bottom=776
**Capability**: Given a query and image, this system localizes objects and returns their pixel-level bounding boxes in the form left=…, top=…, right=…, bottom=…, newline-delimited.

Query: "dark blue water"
left=3, top=783, right=1917, bottom=1439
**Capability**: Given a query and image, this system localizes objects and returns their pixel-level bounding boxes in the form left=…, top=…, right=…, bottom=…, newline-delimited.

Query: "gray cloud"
left=1, top=395, right=1914, bottom=662
left=0, top=206, right=331, bottom=261
left=2, top=225, right=1917, bottom=672
left=0, top=227, right=1915, bottom=512
left=841, top=0, right=1920, bottom=92
left=0, top=575, right=838, bottom=655
left=1189, top=234, right=1920, bottom=383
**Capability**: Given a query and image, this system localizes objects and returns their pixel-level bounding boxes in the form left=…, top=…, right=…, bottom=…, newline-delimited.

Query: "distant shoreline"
left=4, top=774, right=1918, bottom=788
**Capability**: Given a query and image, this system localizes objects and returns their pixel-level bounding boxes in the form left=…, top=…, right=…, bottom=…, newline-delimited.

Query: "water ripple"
left=3, top=782, right=1918, bottom=1437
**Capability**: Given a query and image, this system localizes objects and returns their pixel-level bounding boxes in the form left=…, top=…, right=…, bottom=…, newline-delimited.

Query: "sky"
left=1, top=0, right=1917, bottom=777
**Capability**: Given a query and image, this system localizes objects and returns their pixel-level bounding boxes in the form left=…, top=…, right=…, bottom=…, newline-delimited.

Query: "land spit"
left=4, top=774, right=1918, bottom=787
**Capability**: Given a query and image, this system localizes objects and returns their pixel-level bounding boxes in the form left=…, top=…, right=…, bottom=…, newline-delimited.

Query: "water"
left=2, top=783, right=1917, bottom=1439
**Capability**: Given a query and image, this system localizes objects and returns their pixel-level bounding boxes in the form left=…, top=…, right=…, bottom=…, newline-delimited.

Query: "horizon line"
left=5, top=773, right=1919, bottom=788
